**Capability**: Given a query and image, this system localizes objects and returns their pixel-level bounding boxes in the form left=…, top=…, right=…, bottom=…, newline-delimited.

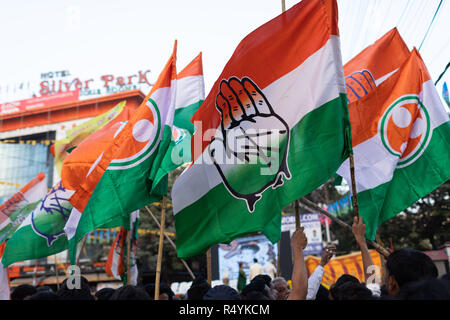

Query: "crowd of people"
left=8, top=217, right=450, bottom=301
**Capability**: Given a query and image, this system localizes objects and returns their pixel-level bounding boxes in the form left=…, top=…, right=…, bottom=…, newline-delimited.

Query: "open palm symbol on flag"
left=208, top=77, right=291, bottom=212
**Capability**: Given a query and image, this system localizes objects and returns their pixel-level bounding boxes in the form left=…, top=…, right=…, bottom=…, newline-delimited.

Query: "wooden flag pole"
left=294, top=199, right=301, bottom=229
left=298, top=197, right=391, bottom=258
left=349, top=152, right=359, bottom=218
left=76, top=234, right=88, bottom=266
left=154, top=195, right=167, bottom=300
left=206, top=248, right=212, bottom=286
left=281, top=0, right=286, bottom=13
left=144, top=206, right=196, bottom=280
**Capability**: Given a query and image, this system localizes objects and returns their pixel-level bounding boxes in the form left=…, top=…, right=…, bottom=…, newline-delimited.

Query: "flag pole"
left=294, top=199, right=301, bottom=229
left=144, top=206, right=195, bottom=279
left=206, top=248, right=212, bottom=286
left=154, top=195, right=167, bottom=300
left=76, top=234, right=88, bottom=266
left=54, top=255, right=60, bottom=290
left=349, top=153, right=359, bottom=218
left=298, top=197, right=391, bottom=258
left=281, top=0, right=285, bottom=13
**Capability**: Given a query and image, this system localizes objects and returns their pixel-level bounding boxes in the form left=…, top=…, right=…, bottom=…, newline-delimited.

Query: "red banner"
left=0, top=90, right=79, bottom=116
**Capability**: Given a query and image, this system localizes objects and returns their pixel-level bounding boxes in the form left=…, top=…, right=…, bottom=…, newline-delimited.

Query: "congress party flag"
left=0, top=172, right=47, bottom=244
left=337, top=49, right=450, bottom=240
left=171, top=0, right=351, bottom=259
left=152, top=52, right=205, bottom=191
left=1, top=181, right=74, bottom=266
left=344, top=28, right=410, bottom=104
left=62, top=42, right=178, bottom=263
left=53, top=101, right=129, bottom=176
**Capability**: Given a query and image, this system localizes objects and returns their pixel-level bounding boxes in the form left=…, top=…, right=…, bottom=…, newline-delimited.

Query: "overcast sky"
left=0, top=0, right=448, bottom=105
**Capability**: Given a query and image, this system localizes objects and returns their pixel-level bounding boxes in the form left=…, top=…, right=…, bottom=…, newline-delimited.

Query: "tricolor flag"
left=0, top=242, right=10, bottom=300
left=337, top=49, right=450, bottom=240
left=1, top=181, right=74, bottom=266
left=153, top=52, right=205, bottom=190
left=0, top=172, right=47, bottom=244
left=172, top=0, right=351, bottom=259
left=52, top=101, right=131, bottom=176
left=105, top=210, right=139, bottom=285
left=62, top=43, right=178, bottom=263
left=344, top=28, right=410, bottom=104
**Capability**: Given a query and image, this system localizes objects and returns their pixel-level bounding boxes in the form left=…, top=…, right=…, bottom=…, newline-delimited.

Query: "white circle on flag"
left=132, top=119, right=154, bottom=142
left=392, top=106, right=412, bottom=128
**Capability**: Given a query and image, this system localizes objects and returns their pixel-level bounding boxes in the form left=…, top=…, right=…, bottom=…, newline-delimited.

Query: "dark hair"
left=329, top=274, right=360, bottom=299
left=95, top=287, right=116, bottom=300
left=241, top=277, right=274, bottom=300
left=187, top=277, right=211, bottom=300
left=203, top=285, right=241, bottom=300
left=386, top=249, right=438, bottom=287
left=440, top=272, right=450, bottom=282
left=57, top=276, right=94, bottom=300
left=315, top=284, right=330, bottom=301
left=396, top=279, right=450, bottom=300
left=159, top=282, right=175, bottom=300
left=11, top=284, right=37, bottom=300
left=36, top=285, right=53, bottom=293
left=253, top=258, right=258, bottom=263
left=251, top=274, right=271, bottom=287
left=332, top=282, right=375, bottom=300
left=109, top=285, right=151, bottom=300
left=27, top=290, right=60, bottom=300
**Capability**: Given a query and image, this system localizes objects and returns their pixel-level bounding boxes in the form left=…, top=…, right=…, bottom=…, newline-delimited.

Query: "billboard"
left=217, top=234, right=278, bottom=282
left=282, top=213, right=323, bottom=256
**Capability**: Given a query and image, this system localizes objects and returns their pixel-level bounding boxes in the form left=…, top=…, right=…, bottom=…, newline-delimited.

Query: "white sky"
left=0, top=0, right=449, bottom=104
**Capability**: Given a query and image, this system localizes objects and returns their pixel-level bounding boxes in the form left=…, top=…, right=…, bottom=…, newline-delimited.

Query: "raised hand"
left=208, top=76, right=291, bottom=212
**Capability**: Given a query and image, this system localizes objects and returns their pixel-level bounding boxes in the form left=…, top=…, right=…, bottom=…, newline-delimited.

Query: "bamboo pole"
left=154, top=195, right=167, bottom=300
left=144, top=206, right=195, bottom=279
left=349, top=153, right=359, bottom=218
left=206, top=248, right=212, bottom=286
left=298, top=197, right=391, bottom=258
left=294, top=199, right=301, bottom=229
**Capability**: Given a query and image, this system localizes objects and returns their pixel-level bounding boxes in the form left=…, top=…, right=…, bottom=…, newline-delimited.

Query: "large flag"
left=344, top=28, right=410, bottom=104
left=337, top=49, right=450, bottom=240
left=0, top=242, right=10, bottom=300
left=105, top=210, right=139, bottom=285
left=0, top=172, right=47, bottom=243
left=52, top=101, right=130, bottom=176
left=62, top=43, right=178, bottom=262
left=1, top=181, right=74, bottom=266
left=153, top=52, right=205, bottom=190
left=171, top=0, right=351, bottom=259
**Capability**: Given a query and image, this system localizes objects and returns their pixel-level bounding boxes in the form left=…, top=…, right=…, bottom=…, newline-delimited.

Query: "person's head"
left=252, top=274, right=271, bottom=287
left=238, top=262, right=244, bottom=269
left=396, top=279, right=450, bottom=300
left=203, top=285, right=241, bottom=300
left=242, top=277, right=275, bottom=300
left=95, top=287, right=116, bottom=300
left=11, top=284, right=37, bottom=300
left=57, top=276, right=94, bottom=300
left=385, top=249, right=438, bottom=296
left=329, top=274, right=360, bottom=300
left=36, top=285, right=53, bottom=293
left=253, top=258, right=258, bottom=263
left=159, top=282, right=175, bottom=300
left=27, top=290, right=60, bottom=300
left=331, top=282, right=375, bottom=300
left=242, top=290, right=271, bottom=300
left=109, top=285, right=151, bottom=300
left=186, top=277, right=211, bottom=300
left=270, top=277, right=290, bottom=300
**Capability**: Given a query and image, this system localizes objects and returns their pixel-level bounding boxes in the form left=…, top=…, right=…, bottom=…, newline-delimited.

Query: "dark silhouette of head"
left=95, top=287, right=116, bottom=300
left=57, top=276, right=94, bottom=300
left=396, top=279, right=450, bottom=300
left=186, top=276, right=211, bottom=300
left=203, top=285, right=241, bottom=300
left=329, top=274, right=360, bottom=300
left=385, top=249, right=438, bottom=296
left=253, top=258, right=258, bottom=263
left=331, top=282, right=375, bottom=300
left=109, top=285, right=150, bottom=300
left=241, top=276, right=275, bottom=300
left=252, top=274, right=271, bottom=287
left=159, top=282, right=175, bottom=300
left=11, top=284, right=37, bottom=300
left=315, top=284, right=330, bottom=300
left=27, top=290, right=60, bottom=300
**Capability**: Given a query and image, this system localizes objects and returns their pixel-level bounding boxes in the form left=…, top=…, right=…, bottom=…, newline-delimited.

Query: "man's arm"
left=306, top=245, right=335, bottom=300
left=352, top=216, right=378, bottom=284
left=287, top=227, right=308, bottom=300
